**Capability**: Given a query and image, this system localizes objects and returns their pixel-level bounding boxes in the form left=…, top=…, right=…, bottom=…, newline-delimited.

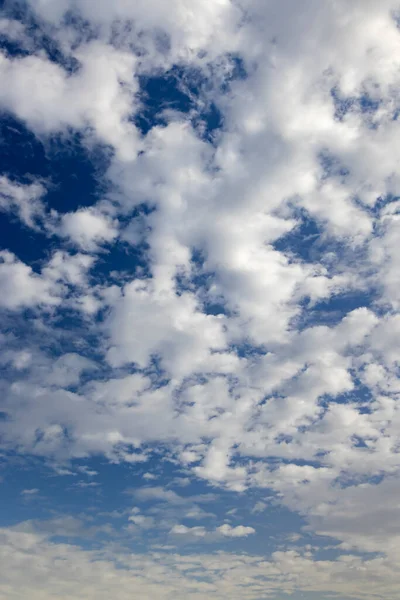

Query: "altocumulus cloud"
left=0, top=1, right=400, bottom=599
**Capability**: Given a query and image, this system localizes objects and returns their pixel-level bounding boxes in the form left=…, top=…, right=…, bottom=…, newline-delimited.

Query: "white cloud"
left=184, top=506, right=215, bottom=520
left=132, top=486, right=184, bottom=505
left=21, top=488, right=39, bottom=496
left=24, top=0, right=242, bottom=68
left=142, top=472, right=157, bottom=480
left=0, top=18, right=28, bottom=43
left=60, top=208, right=118, bottom=251
left=170, top=524, right=206, bottom=538
left=0, top=41, right=140, bottom=159
left=0, top=176, right=46, bottom=229
left=128, top=512, right=155, bottom=530
left=170, top=523, right=255, bottom=539
left=106, top=281, right=226, bottom=376
left=251, top=501, right=267, bottom=515
left=43, top=251, right=94, bottom=287
left=0, top=251, right=59, bottom=309
left=216, top=524, right=255, bottom=538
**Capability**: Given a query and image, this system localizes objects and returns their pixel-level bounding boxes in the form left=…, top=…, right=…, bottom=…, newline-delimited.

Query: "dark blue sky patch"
left=229, top=341, right=268, bottom=359
left=201, top=300, right=229, bottom=317
left=134, top=68, right=198, bottom=134
left=0, top=212, right=52, bottom=263
left=0, top=31, right=30, bottom=58
left=295, top=289, right=376, bottom=331
left=0, top=113, right=48, bottom=181
left=93, top=239, right=152, bottom=284
left=141, top=68, right=193, bottom=113
left=1, top=307, right=107, bottom=366
left=274, top=211, right=321, bottom=263
left=0, top=116, right=111, bottom=212
left=331, top=86, right=381, bottom=125
left=0, top=115, right=113, bottom=265
left=134, top=66, right=223, bottom=142
left=193, top=101, right=223, bottom=143
left=44, top=131, right=113, bottom=213
left=317, top=378, right=374, bottom=410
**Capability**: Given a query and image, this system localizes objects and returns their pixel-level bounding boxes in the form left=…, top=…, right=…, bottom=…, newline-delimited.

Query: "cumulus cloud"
left=0, top=176, right=46, bottom=229
left=0, top=250, right=59, bottom=309
left=216, top=524, right=255, bottom=538
left=0, top=1, right=400, bottom=597
left=60, top=208, right=118, bottom=251
left=0, top=41, right=139, bottom=158
left=170, top=524, right=207, bottom=538
left=169, top=523, right=255, bottom=539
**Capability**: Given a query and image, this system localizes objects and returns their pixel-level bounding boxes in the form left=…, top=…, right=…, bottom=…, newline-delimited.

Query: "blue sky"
left=0, top=1, right=400, bottom=599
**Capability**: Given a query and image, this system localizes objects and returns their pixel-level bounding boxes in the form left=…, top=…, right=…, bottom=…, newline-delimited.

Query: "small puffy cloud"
left=170, top=523, right=255, bottom=539
left=142, top=472, right=157, bottom=481
left=0, top=251, right=59, bottom=309
left=60, top=209, right=118, bottom=251
left=133, top=487, right=183, bottom=504
left=0, top=18, right=34, bottom=51
left=216, top=524, right=255, bottom=538
left=184, top=506, right=215, bottom=520
left=44, top=353, right=96, bottom=387
left=0, top=176, right=46, bottom=229
left=21, top=489, right=39, bottom=496
left=77, top=466, right=98, bottom=477
left=43, top=252, right=94, bottom=286
left=128, top=513, right=155, bottom=530
left=170, top=524, right=206, bottom=537
left=251, top=501, right=267, bottom=515
left=106, top=281, right=226, bottom=377
left=0, top=18, right=26, bottom=41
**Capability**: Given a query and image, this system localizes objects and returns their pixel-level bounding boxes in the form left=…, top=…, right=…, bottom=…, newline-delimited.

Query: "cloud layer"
left=1, top=0, right=400, bottom=598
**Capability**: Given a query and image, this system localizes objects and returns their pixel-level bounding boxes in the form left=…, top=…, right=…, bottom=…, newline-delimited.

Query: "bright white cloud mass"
left=0, top=1, right=400, bottom=598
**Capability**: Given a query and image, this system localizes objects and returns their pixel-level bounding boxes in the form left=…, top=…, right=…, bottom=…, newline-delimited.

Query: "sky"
left=0, top=1, right=400, bottom=598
